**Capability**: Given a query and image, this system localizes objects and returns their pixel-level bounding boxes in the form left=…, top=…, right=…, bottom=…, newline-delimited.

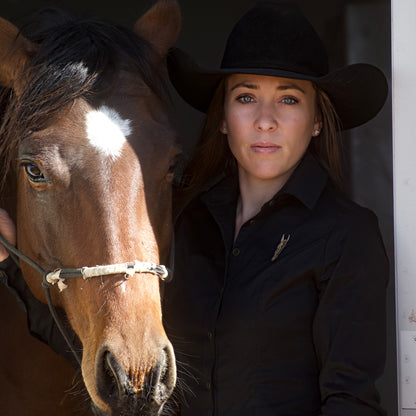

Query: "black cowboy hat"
left=168, top=0, right=388, bottom=130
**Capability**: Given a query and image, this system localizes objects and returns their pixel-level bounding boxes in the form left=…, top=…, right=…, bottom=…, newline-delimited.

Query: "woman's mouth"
left=251, top=142, right=281, bottom=153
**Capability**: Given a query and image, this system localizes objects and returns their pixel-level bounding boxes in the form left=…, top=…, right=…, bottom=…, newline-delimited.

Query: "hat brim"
left=168, top=47, right=388, bottom=131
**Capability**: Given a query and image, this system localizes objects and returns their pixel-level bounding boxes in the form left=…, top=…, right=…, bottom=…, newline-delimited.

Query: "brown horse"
left=0, top=1, right=181, bottom=415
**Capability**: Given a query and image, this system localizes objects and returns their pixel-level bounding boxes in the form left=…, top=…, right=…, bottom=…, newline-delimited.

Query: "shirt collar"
left=277, top=153, right=328, bottom=210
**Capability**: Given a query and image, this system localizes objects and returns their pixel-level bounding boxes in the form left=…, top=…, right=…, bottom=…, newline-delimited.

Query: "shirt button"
left=249, top=219, right=256, bottom=225
left=232, top=248, right=240, bottom=256
left=206, top=382, right=211, bottom=390
left=207, top=331, right=213, bottom=340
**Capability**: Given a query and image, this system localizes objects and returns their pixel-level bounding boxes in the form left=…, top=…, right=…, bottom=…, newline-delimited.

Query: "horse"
left=0, top=0, right=181, bottom=414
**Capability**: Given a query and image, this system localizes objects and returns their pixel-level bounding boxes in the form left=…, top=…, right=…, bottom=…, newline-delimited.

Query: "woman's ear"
left=220, top=120, right=228, bottom=134
left=312, top=117, right=322, bottom=137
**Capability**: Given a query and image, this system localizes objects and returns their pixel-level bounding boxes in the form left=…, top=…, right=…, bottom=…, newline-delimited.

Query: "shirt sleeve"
left=0, top=257, right=80, bottom=369
left=0, top=257, right=28, bottom=312
left=313, top=208, right=389, bottom=416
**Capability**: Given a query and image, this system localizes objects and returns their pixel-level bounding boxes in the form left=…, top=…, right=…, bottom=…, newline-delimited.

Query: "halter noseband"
left=45, top=260, right=169, bottom=291
left=0, top=233, right=172, bottom=368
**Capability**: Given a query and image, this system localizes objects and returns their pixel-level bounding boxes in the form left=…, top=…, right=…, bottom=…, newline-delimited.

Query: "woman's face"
left=221, top=74, right=321, bottom=189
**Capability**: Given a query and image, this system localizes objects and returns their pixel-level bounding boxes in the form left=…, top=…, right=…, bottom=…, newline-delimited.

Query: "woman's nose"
left=254, top=104, right=277, bottom=132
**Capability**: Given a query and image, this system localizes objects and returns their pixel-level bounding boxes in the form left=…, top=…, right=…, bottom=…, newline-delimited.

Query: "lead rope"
left=0, top=233, right=174, bottom=370
left=43, top=283, right=82, bottom=367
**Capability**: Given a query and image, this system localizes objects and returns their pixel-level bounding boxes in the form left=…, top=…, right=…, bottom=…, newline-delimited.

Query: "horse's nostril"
left=148, top=346, right=176, bottom=405
left=159, top=348, right=170, bottom=385
left=97, top=350, right=128, bottom=407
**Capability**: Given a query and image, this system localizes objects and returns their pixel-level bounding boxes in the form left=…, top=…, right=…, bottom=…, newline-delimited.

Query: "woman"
left=163, top=1, right=388, bottom=415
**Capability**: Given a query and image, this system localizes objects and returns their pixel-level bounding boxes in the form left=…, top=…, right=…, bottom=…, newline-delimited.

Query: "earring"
left=313, top=129, right=320, bottom=136
left=221, top=127, right=227, bottom=134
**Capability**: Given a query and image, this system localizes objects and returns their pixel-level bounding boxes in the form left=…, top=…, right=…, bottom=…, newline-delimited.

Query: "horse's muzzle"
left=94, top=342, right=176, bottom=415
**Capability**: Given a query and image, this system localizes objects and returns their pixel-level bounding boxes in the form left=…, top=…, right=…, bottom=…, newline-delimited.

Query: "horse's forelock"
left=15, top=8, right=166, bottom=129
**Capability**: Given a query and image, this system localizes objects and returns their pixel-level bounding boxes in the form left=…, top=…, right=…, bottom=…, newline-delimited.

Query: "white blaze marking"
left=86, top=105, right=132, bottom=160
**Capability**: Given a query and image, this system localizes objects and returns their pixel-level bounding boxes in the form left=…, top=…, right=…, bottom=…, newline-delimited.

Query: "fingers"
left=0, top=209, right=16, bottom=262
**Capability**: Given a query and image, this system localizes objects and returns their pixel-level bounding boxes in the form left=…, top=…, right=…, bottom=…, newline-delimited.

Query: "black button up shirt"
left=164, top=154, right=388, bottom=416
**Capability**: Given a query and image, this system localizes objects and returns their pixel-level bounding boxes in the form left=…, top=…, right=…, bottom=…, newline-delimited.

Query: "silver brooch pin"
left=271, top=234, right=290, bottom=261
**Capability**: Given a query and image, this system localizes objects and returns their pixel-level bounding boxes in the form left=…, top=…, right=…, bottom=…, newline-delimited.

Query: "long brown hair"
left=309, top=85, right=343, bottom=186
left=179, top=76, right=343, bottom=199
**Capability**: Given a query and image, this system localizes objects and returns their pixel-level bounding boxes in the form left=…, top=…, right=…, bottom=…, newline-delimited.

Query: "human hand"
left=0, top=209, right=16, bottom=262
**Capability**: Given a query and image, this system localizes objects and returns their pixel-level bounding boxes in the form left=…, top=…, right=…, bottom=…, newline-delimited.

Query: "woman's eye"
left=21, top=162, right=47, bottom=183
left=237, top=95, right=254, bottom=104
left=281, top=97, right=298, bottom=105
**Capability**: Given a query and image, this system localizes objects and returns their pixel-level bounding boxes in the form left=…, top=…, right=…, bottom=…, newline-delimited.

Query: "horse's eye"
left=167, top=163, right=175, bottom=175
left=21, top=162, right=48, bottom=183
left=166, top=153, right=182, bottom=184
left=166, top=170, right=175, bottom=183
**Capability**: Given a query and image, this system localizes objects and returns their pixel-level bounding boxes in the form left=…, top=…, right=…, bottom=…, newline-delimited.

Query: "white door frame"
left=392, top=0, right=416, bottom=414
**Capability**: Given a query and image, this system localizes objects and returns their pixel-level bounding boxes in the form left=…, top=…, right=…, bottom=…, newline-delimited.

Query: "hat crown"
left=221, top=1, right=329, bottom=78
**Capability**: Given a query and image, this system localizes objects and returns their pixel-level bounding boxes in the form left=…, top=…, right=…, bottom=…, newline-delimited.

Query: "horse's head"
left=0, top=1, right=181, bottom=414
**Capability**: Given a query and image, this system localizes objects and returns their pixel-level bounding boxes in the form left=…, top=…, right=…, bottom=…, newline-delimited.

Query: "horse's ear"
left=0, top=17, right=37, bottom=90
left=134, top=0, right=181, bottom=58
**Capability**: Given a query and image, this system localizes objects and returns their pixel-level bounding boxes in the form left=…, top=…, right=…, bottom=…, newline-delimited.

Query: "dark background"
left=0, top=0, right=395, bottom=414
